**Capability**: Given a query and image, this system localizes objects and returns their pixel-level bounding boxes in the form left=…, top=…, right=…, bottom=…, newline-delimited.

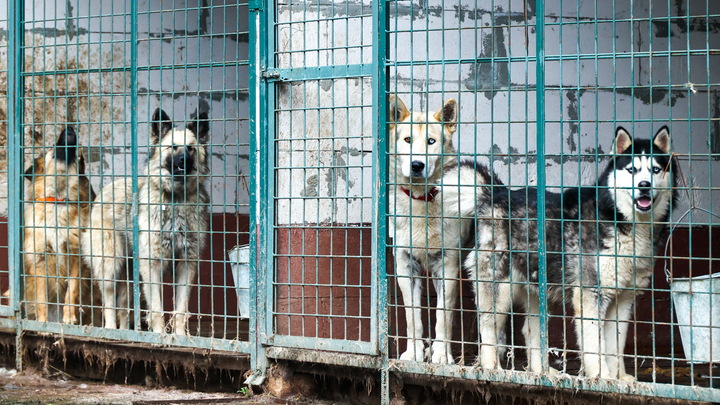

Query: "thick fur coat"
left=388, top=95, right=473, bottom=364
left=82, top=109, right=210, bottom=334
left=23, top=127, right=97, bottom=325
left=453, top=127, right=677, bottom=379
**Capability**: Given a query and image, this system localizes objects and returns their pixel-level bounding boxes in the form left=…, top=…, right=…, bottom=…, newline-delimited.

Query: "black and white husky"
left=445, top=127, right=677, bottom=379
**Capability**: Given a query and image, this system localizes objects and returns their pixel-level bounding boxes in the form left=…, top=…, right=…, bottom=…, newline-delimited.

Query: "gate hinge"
left=261, top=69, right=283, bottom=81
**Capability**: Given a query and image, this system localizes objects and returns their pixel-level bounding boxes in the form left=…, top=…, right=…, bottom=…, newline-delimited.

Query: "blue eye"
left=653, top=167, right=661, bottom=174
left=428, top=138, right=436, bottom=145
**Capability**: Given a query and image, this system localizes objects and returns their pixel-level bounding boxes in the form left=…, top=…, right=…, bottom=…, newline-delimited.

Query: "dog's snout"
left=173, top=153, right=186, bottom=173
left=638, top=180, right=651, bottom=189
left=55, top=127, right=78, bottom=163
left=57, top=127, right=77, bottom=147
left=411, top=161, right=425, bottom=173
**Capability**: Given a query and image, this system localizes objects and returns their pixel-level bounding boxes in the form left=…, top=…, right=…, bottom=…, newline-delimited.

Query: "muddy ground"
left=0, top=367, right=334, bottom=405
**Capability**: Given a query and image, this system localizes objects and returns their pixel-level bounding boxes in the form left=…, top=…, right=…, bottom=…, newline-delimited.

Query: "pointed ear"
left=77, top=148, right=86, bottom=174
left=653, top=126, right=671, bottom=154
left=388, top=95, right=410, bottom=130
left=187, top=111, right=210, bottom=144
left=612, top=127, right=632, bottom=155
left=24, top=156, right=44, bottom=182
left=151, top=108, right=172, bottom=144
left=434, top=99, right=458, bottom=134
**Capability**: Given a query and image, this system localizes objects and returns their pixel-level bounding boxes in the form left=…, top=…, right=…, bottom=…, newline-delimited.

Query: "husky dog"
left=455, top=127, right=677, bottom=379
left=22, top=127, right=97, bottom=324
left=389, top=95, right=474, bottom=363
left=83, top=108, right=210, bottom=334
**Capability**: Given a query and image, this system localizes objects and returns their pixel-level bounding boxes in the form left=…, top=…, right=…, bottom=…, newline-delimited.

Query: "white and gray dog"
left=83, top=108, right=210, bottom=334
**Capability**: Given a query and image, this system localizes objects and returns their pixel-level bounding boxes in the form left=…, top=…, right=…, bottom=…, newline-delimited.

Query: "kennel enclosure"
left=0, top=0, right=719, bottom=403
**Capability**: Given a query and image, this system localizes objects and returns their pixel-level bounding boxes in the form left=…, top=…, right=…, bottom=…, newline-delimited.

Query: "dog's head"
left=602, top=126, right=677, bottom=220
left=24, top=127, right=93, bottom=202
left=388, top=95, right=457, bottom=182
left=149, top=108, right=210, bottom=193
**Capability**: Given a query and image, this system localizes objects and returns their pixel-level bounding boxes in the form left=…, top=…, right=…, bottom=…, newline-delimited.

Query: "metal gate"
left=4, top=0, right=252, bottom=353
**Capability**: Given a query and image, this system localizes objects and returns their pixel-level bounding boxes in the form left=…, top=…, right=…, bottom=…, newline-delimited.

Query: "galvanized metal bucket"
left=670, top=272, right=720, bottom=363
left=228, top=245, right=251, bottom=319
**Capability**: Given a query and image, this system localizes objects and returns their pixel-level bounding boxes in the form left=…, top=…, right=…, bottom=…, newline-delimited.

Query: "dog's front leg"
left=396, top=251, right=425, bottom=361
left=172, top=259, right=198, bottom=335
left=33, top=272, right=49, bottom=323
left=604, top=291, right=635, bottom=381
left=140, top=257, right=166, bottom=333
left=574, top=288, right=611, bottom=378
left=430, top=256, right=459, bottom=364
left=62, top=253, right=80, bottom=324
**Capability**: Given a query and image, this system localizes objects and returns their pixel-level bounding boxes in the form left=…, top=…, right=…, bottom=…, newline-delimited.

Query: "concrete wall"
left=0, top=0, right=250, bottom=215
left=1, top=0, right=718, bottom=224
left=276, top=0, right=720, bottom=225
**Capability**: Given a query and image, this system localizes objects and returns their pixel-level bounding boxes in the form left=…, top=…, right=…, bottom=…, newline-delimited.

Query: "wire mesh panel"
left=268, top=1, right=377, bottom=353
left=14, top=0, right=252, bottom=351
left=385, top=0, right=537, bottom=367
left=130, top=0, right=251, bottom=343
left=383, top=0, right=720, bottom=401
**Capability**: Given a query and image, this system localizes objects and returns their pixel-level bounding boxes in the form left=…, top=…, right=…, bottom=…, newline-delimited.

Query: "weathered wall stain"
left=615, top=88, right=686, bottom=107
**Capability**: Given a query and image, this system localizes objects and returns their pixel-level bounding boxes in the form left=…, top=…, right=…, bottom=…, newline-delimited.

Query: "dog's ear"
left=24, top=156, right=44, bottom=182
left=653, top=126, right=671, bottom=154
left=388, top=95, right=409, bottom=131
left=151, top=108, right=173, bottom=144
left=187, top=111, right=210, bottom=144
left=612, top=127, right=633, bottom=155
left=77, top=147, right=86, bottom=174
left=434, top=99, right=457, bottom=134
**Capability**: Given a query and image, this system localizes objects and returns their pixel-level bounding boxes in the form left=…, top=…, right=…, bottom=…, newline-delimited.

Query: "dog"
left=451, top=126, right=677, bottom=379
left=82, top=108, right=210, bottom=334
left=22, top=126, right=97, bottom=325
left=389, top=95, right=473, bottom=364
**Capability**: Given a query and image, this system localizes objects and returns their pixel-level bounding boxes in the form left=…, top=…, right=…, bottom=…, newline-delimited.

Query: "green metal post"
left=372, top=0, right=389, bottom=402
left=7, top=0, right=25, bottom=371
left=129, top=0, right=142, bottom=331
left=247, top=0, right=268, bottom=385
left=534, top=0, right=549, bottom=374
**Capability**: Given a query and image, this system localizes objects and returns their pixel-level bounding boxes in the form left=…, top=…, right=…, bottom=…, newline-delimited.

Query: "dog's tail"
left=441, top=160, right=503, bottom=219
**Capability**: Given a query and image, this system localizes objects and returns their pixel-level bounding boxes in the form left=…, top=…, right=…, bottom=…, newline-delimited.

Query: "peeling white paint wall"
left=1, top=0, right=718, bottom=224
left=0, top=0, right=250, bottom=216
left=276, top=0, right=720, bottom=225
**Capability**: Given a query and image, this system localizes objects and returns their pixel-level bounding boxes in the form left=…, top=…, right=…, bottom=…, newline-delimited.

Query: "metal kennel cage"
left=0, top=0, right=718, bottom=403
left=3, top=0, right=252, bottom=353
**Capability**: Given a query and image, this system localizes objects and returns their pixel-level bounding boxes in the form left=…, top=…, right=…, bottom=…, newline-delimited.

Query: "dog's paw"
left=399, top=341, right=425, bottom=362
left=430, top=342, right=455, bottom=364
left=62, top=307, right=78, bottom=325
left=619, top=373, right=636, bottom=382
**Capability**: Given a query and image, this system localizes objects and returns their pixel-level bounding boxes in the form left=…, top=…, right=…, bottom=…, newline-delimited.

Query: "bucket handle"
left=664, top=207, right=720, bottom=284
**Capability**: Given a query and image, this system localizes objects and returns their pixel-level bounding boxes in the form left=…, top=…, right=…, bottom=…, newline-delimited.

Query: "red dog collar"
left=400, top=187, right=439, bottom=202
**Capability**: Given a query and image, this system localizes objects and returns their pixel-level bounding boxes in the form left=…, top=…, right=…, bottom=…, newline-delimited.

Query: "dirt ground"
left=0, top=367, right=299, bottom=405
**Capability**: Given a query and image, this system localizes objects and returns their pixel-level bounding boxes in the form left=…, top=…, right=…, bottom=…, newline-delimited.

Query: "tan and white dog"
left=22, top=127, right=98, bottom=325
left=388, top=95, right=465, bottom=364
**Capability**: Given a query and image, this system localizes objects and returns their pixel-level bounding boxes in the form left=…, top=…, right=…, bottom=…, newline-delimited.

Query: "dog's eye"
left=652, top=166, right=661, bottom=174
left=428, top=138, right=436, bottom=145
left=404, top=137, right=411, bottom=143
left=626, top=167, right=638, bottom=174
left=187, top=145, right=195, bottom=153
